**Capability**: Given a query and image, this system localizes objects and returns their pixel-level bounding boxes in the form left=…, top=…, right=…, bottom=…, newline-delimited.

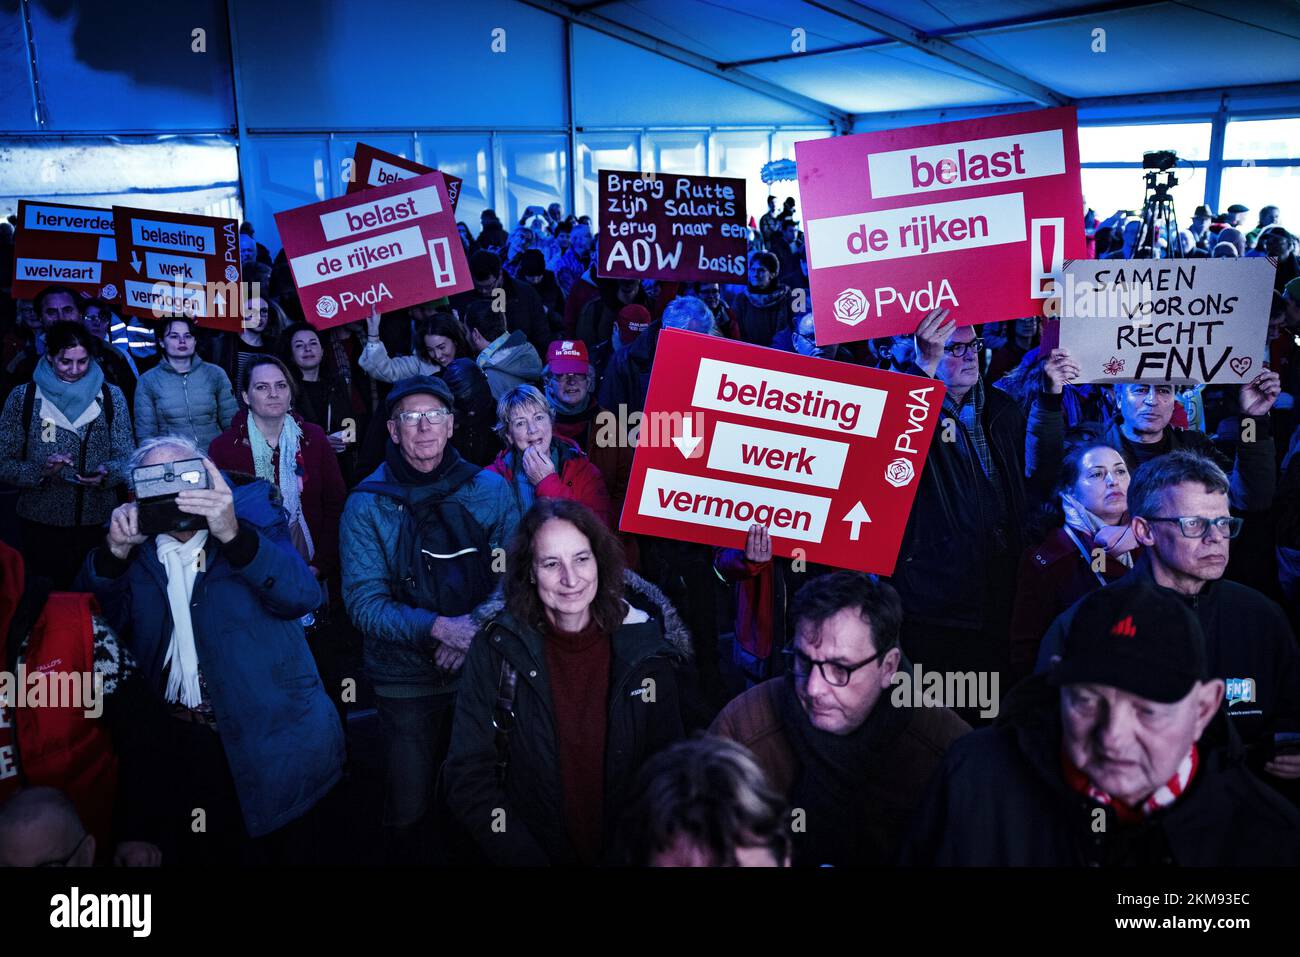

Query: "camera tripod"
left=1134, top=168, right=1186, bottom=258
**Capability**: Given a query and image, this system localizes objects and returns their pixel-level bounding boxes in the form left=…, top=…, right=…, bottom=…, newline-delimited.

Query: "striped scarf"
left=1062, top=745, right=1199, bottom=824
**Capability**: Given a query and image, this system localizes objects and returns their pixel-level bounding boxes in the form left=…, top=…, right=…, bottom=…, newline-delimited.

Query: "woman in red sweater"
left=207, top=354, right=346, bottom=582
left=487, top=384, right=612, bottom=526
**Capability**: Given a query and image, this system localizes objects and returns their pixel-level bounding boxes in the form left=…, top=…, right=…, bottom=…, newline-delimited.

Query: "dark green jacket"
left=441, top=571, right=690, bottom=865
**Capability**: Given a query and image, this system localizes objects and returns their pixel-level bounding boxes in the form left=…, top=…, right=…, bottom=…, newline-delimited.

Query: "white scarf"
left=249, top=415, right=314, bottom=561
left=156, top=529, right=210, bottom=708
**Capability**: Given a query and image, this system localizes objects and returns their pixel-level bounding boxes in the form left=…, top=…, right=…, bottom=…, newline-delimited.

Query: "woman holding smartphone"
left=0, top=321, right=134, bottom=587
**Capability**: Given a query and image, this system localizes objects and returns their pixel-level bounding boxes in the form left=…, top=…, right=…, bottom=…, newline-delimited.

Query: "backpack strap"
left=99, top=383, right=114, bottom=431
left=19, top=383, right=36, bottom=459
left=492, top=655, right=519, bottom=787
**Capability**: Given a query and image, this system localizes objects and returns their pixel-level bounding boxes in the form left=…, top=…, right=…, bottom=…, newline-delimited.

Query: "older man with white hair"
left=75, top=434, right=343, bottom=865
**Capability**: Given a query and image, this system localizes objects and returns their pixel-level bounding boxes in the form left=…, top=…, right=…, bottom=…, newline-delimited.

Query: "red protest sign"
left=796, top=106, right=1084, bottom=343
left=598, top=170, right=747, bottom=284
left=275, top=171, right=471, bottom=330
left=346, top=143, right=462, bottom=212
left=112, top=206, right=243, bottom=332
left=12, top=201, right=121, bottom=304
left=619, top=330, right=945, bottom=575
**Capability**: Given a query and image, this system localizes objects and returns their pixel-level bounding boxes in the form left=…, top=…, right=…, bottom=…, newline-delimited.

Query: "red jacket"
left=207, top=409, right=347, bottom=578
left=1009, top=525, right=1135, bottom=681
left=487, top=437, right=612, bottom=526
left=0, top=579, right=118, bottom=851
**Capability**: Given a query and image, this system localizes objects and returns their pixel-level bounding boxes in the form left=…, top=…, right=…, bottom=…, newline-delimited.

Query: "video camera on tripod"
left=1132, top=149, right=1186, bottom=258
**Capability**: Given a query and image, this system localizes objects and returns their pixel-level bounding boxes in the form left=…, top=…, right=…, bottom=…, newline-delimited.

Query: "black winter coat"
left=889, top=369, right=1031, bottom=630
left=899, top=675, right=1300, bottom=866
left=440, top=571, right=690, bottom=865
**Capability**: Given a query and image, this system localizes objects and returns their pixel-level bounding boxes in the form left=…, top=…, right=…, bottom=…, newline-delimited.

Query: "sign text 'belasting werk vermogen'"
left=619, top=330, right=946, bottom=575
left=598, top=170, right=748, bottom=283
left=795, top=106, right=1084, bottom=343
left=1054, top=257, right=1275, bottom=385
left=12, top=200, right=119, bottom=303
left=275, top=171, right=471, bottom=330
left=345, top=142, right=462, bottom=212
left=112, top=206, right=242, bottom=331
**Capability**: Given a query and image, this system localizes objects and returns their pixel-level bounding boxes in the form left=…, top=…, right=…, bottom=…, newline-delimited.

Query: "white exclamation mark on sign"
left=428, top=237, right=455, bottom=287
left=1030, top=217, right=1064, bottom=299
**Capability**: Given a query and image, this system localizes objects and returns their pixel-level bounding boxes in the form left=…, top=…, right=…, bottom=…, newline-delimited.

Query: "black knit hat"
left=1052, top=579, right=1208, bottom=703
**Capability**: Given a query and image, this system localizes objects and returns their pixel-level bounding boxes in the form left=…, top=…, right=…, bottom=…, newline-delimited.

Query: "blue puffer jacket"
left=75, top=478, right=344, bottom=837
left=341, top=448, right=521, bottom=692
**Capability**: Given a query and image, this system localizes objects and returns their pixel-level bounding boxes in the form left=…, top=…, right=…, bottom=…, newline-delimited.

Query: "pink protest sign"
left=796, top=107, right=1084, bottom=342
left=275, top=172, right=471, bottom=330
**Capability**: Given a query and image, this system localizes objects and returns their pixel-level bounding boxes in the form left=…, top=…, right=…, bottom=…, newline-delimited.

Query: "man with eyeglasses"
left=134, top=317, right=237, bottom=452
left=1037, top=452, right=1300, bottom=792
left=341, top=375, right=520, bottom=864
left=889, top=309, right=1032, bottom=724
left=903, top=580, right=1300, bottom=865
left=711, top=571, right=968, bottom=866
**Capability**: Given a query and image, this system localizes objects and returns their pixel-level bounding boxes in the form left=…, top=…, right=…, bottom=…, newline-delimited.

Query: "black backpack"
left=355, top=456, right=497, bottom=617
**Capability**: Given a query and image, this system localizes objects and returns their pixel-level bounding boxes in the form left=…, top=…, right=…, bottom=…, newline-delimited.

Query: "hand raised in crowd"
left=1240, top=370, right=1282, bottom=417
left=42, top=452, right=73, bottom=477
left=365, top=305, right=381, bottom=340
left=743, top=522, right=772, bottom=563
left=913, top=307, right=955, bottom=378
left=1042, top=348, right=1081, bottom=395
left=521, top=445, right=556, bottom=485
left=175, top=459, right=240, bottom=543
left=106, top=501, right=148, bottom=560
left=431, top=613, right=477, bottom=654
left=113, top=840, right=162, bottom=867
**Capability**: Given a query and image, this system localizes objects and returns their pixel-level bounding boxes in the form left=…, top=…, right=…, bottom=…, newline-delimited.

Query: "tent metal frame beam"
left=803, top=0, right=1069, bottom=106
left=721, top=1, right=1167, bottom=69
left=516, top=0, right=853, bottom=130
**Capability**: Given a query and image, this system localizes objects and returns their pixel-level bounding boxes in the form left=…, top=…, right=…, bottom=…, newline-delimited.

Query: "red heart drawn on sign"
left=1230, top=357, right=1253, bottom=377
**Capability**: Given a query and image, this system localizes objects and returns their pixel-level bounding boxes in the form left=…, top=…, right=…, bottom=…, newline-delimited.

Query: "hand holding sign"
left=1042, top=347, right=1081, bottom=394
left=913, top=307, right=954, bottom=377
left=1240, top=370, right=1282, bottom=417
left=744, top=523, right=773, bottom=564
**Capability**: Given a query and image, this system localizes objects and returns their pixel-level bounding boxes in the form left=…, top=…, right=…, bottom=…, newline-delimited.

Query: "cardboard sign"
left=346, top=143, right=462, bottom=212
left=597, top=170, right=747, bottom=283
left=275, top=171, right=471, bottom=330
left=796, top=107, right=1084, bottom=343
left=112, top=206, right=243, bottom=331
left=1055, top=258, right=1275, bottom=385
left=619, top=330, right=945, bottom=575
left=12, top=201, right=120, bottom=303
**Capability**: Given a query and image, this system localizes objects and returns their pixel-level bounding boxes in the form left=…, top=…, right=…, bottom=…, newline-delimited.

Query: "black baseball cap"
left=1227, top=203, right=1250, bottom=214
left=1051, top=579, right=1208, bottom=703
left=385, top=374, right=454, bottom=417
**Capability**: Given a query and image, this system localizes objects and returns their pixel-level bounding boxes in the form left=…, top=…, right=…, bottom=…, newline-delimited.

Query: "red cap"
left=547, top=339, right=590, bottom=375
left=617, top=304, right=652, bottom=343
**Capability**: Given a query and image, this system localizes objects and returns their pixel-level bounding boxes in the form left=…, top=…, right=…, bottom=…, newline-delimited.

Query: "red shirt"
left=542, top=618, right=610, bottom=865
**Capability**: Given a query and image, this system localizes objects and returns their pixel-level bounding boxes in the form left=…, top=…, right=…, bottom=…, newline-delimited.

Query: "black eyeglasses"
left=783, top=646, right=881, bottom=687
left=943, top=338, right=984, bottom=358
left=1146, top=515, right=1243, bottom=539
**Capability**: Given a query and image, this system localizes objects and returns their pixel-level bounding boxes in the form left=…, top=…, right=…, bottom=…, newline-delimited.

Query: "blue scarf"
left=33, top=354, right=104, bottom=423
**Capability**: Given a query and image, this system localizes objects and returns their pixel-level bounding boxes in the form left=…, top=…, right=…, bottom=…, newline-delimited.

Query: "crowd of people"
left=1, top=193, right=1299, bottom=868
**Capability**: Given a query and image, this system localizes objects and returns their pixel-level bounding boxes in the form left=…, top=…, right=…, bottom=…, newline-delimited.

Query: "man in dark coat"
left=450, top=251, right=550, bottom=360
left=889, top=309, right=1032, bottom=723
left=902, top=579, right=1300, bottom=865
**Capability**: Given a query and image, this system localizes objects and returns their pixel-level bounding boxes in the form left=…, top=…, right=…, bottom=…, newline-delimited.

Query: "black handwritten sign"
left=1054, top=258, right=1275, bottom=384
left=598, top=169, right=748, bottom=283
